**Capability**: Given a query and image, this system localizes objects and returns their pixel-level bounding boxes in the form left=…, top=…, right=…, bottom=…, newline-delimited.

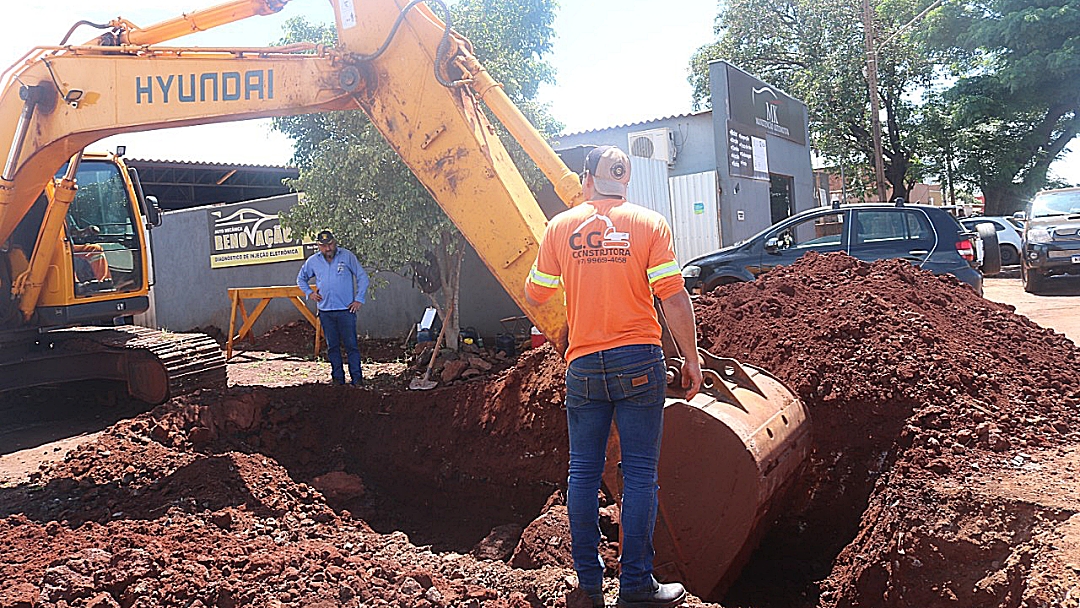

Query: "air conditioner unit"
left=628, top=128, right=676, bottom=166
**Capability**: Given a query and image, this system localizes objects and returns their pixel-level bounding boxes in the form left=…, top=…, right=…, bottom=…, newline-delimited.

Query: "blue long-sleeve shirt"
left=296, top=248, right=369, bottom=312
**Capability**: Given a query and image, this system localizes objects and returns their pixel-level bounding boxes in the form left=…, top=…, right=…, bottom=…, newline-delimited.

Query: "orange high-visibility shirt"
left=525, top=198, right=684, bottom=363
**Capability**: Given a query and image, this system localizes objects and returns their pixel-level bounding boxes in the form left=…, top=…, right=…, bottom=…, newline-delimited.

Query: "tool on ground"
left=409, top=301, right=454, bottom=391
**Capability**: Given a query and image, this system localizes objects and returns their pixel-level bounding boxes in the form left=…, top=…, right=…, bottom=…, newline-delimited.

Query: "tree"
left=919, top=94, right=961, bottom=204
left=689, top=0, right=940, bottom=201
left=929, top=0, right=1080, bottom=214
left=690, top=0, right=1078, bottom=212
left=273, top=0, right=560, bottom=349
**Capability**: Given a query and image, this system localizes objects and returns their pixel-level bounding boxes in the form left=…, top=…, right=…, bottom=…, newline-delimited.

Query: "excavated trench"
left=223, top=380, right=570, bottom=553
left=3, top=252, right=1080, bottom=607
left=157, top=377, right=847, bottom=605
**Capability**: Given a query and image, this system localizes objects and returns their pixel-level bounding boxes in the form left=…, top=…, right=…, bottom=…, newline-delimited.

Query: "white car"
left=961, top=216, right=1024, bottom=267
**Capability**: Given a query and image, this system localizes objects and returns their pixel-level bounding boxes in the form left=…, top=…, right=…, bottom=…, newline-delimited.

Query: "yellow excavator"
left=0, top=0, right=809, bottom=597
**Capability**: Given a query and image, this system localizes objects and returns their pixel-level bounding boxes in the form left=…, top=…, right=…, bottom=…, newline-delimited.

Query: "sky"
left=2, top=0, right=1077, bottom=184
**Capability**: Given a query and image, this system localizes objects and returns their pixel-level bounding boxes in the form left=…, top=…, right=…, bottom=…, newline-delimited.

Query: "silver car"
left=961, top=216, right=1024, bottom=267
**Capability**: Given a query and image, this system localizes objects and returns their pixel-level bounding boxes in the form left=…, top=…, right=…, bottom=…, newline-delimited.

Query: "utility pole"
left=862, top=0, right=888, bottom=203
left=861, top=0, right=947, bottom=204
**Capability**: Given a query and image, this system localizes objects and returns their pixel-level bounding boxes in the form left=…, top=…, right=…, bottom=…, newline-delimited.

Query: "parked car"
left=961, top=216, right=1023, bottom=267
left=1015, top=187, right=1080, bottom=294
left=681, top=202, right=985, bottom=295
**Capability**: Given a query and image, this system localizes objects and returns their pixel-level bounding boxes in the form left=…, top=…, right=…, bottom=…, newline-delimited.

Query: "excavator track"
left=0, top=325, right=226, bottom=405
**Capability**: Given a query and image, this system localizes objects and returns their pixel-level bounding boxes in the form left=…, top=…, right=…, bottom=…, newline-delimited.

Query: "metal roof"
left=558, top=110, right=710, bottom=137
left=125, top=158, right=298, bottom=211
left=126, top=157, right=296, bottom=170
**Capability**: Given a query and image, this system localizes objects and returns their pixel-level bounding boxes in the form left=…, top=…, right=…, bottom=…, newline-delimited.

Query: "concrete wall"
left=709, top=61, right=814, bottom=245
left=150, top=194, right=431, bottom=339
left=458, top=248, right=530, bottom=339
left=148, top=193, right=536, bottom=340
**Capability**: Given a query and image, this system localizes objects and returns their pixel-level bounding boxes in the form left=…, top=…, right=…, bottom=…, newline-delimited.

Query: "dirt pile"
left=408, top=341, right=522, bottom=386
left=3, top=251, right=1080, bottom=607
left=694, top=252, right=1080, bottom=607
left=0, top=348, right=653, bottom=607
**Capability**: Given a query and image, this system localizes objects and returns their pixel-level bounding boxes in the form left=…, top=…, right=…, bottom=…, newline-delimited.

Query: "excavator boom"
left=0, top=0, right=572, bottom=354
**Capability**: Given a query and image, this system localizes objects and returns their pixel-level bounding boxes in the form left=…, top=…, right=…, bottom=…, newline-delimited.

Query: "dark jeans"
left=319, top=309, right=361, bottom=385
left=564, top=344, right=666, bottom=594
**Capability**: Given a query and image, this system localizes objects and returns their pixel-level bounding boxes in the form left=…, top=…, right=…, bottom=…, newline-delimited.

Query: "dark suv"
left=1017, top=187, right=1080, bottom=293
left=681, top=202, right=984, bottom=295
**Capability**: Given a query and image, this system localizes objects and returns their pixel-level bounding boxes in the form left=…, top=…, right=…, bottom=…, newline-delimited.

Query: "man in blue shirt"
left=297, top=230, right=370, bottom=386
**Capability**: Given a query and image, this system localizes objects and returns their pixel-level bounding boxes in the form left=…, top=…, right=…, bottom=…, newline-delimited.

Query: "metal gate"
left=669, top=171, right=721, bottom=265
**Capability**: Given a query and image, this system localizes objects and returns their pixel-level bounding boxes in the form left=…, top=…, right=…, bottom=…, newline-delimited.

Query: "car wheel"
left=976, top=223, right=1001, bottom=276
left=1022, top=264, right=1045, bottom=294
left=999, top=244, right=1019, bottom=266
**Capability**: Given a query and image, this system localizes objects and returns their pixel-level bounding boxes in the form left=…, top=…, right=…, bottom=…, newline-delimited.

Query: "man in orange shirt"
left=526, top=146, right=702, bottom=608
left=68, top=220, right=112, bottom=283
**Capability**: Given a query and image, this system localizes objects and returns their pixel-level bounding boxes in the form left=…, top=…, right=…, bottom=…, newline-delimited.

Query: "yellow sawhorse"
left=226, top=286, right=322, bottom=360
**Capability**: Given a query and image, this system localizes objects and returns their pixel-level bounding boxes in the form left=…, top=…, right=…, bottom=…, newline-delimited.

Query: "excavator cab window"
left=58, top=160, right=144, bottom=296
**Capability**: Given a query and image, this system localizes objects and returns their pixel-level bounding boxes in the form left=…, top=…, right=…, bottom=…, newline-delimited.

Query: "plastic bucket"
left=530, top=326, right=546, bottom=348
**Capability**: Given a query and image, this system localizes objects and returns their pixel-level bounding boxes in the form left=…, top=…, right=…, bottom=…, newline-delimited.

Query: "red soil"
left=694, top=252, right=1080, bottom=607
left=3, top=251, right=1079, bottom=607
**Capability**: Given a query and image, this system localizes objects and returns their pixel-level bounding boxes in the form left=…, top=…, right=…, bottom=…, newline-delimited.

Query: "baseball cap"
left=316, top=229, right=336, bottom=244
left=584, top=145, right=631, bottom=197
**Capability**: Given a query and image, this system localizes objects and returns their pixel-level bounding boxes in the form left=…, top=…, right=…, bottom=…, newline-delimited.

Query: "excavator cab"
left=25, top=154, right=151, bottom=324
left=61, top=158, right=144, bottom=297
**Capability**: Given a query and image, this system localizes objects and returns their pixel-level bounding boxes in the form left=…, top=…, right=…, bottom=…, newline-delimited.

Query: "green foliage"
left=691, top=0, right=1078, bottom=209
left=689, top=0, right=875, bottom=164
left=929, top=0, right=1080, bottom=213
left=272, top=18, right=340, bottom=169
left=451, top=0, right=557, bottom=102
left=689, top=0, right=938, bottom=199
left=450, top=0, right=562, bottom=197
left=277, top=112, right=454, bottom=274
left=271, top=0, right=560, bottom=332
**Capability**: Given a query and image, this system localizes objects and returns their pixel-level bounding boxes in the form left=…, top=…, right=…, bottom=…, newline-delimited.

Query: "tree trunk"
left=885, top=153, right=910, bottom=203
left=432, top=233, right=466, bottom=351
left=980, top=106, right=1077, bottom=216
left=882, top=90, right=911, bottom=203
left=982, top=184, right=1028, bottom=217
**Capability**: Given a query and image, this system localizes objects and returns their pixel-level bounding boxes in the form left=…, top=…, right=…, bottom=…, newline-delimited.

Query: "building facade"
left=555, top=61, right=814, bottom=260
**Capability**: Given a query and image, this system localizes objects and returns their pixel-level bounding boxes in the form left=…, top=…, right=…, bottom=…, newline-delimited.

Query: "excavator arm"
left=0, top=0, right=578, bottom=353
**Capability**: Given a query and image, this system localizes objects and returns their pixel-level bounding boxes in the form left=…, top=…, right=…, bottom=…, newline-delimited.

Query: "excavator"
left=0, top=0, right=809, bottom=598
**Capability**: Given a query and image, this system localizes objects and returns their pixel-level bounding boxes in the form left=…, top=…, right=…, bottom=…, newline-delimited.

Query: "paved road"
left=983, top=268, right=1080, bottom=345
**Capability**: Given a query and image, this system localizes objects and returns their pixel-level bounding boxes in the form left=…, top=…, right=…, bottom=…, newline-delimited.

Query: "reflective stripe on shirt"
left=647, top=260, right=681, bottom=284
left=528, top=266, right=560, bottom=288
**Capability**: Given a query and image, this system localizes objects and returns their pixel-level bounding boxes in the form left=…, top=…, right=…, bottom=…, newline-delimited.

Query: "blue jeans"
left=319, top=309, right=361, bottom=385
left=565, top=344, right=666, bottom=594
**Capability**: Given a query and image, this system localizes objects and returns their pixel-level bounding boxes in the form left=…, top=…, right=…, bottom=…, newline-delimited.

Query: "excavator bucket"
left=604, top=350, right=810, bottom=599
